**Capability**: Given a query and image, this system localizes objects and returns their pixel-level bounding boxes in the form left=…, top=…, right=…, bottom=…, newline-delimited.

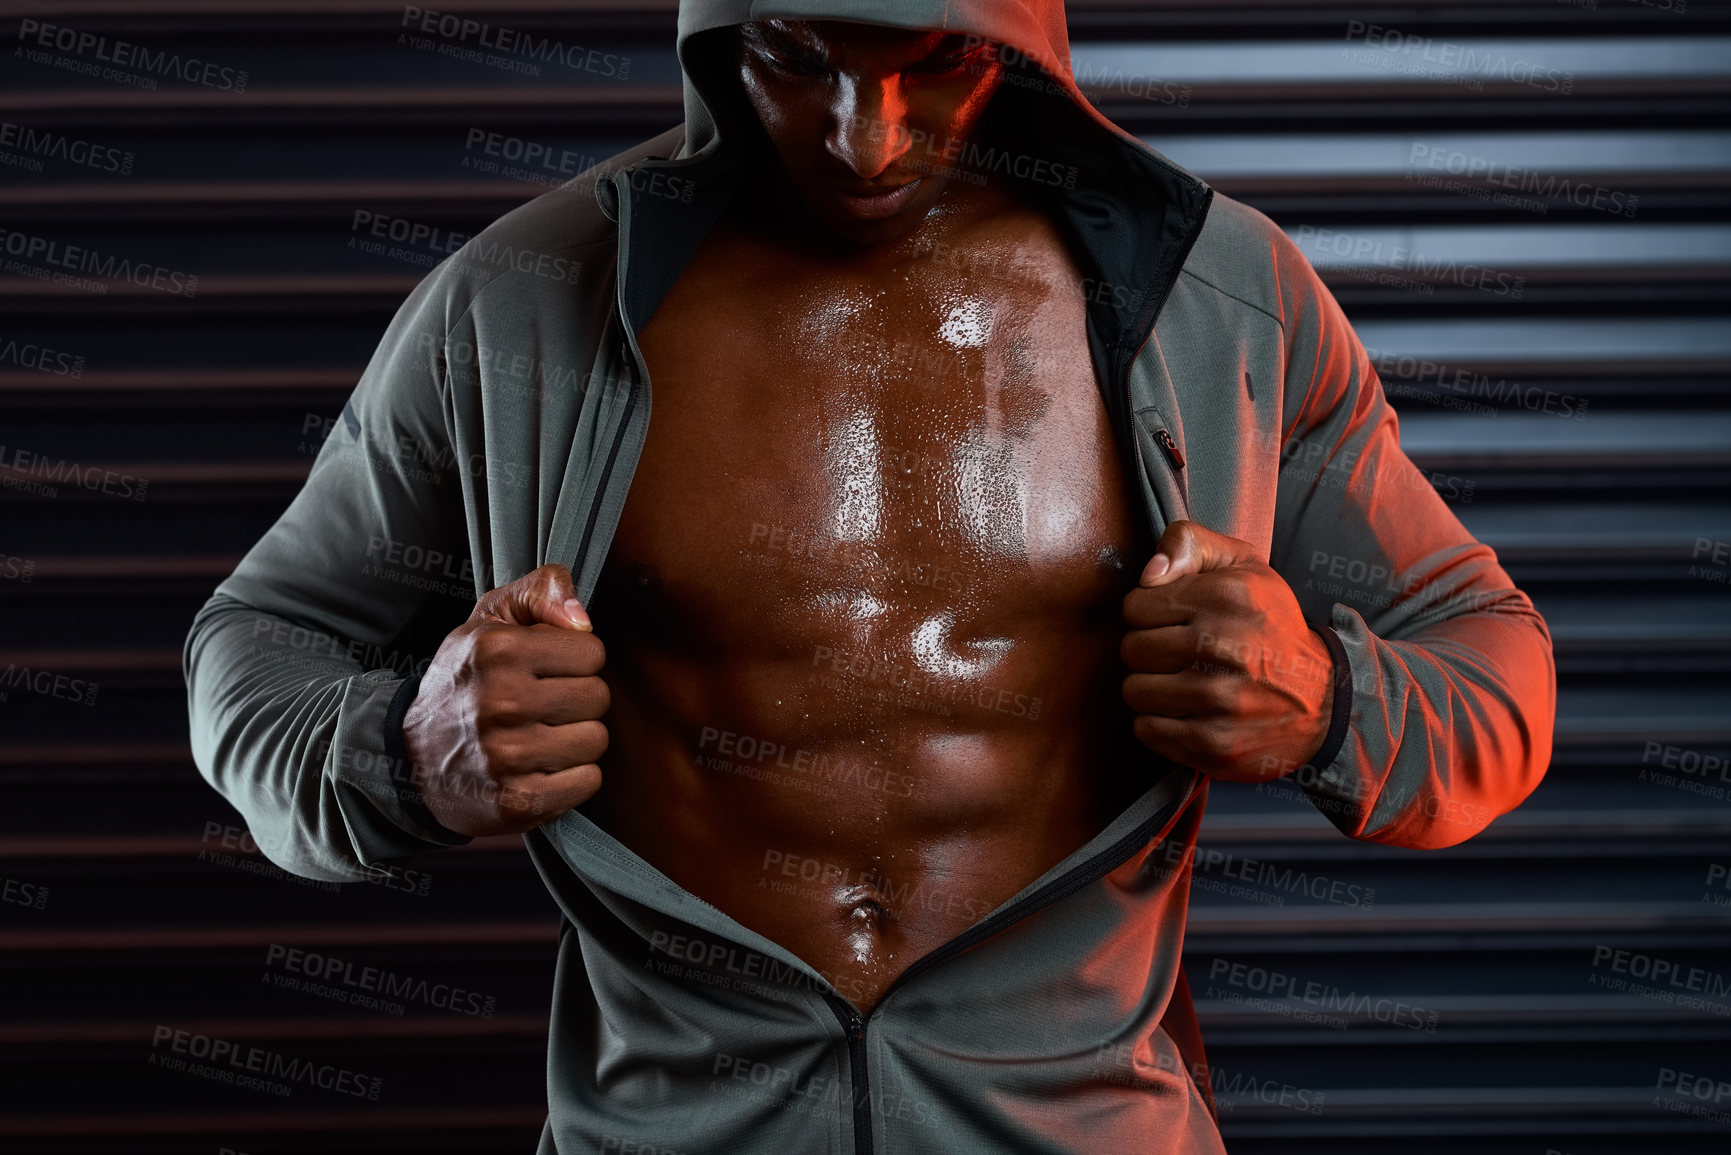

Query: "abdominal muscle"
left=587, top=638, right=1148, bottom=1012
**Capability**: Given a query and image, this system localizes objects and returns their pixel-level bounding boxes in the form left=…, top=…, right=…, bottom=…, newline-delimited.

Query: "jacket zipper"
left=827, top=769, right=1198, bottom=1153
left=823, top=996, right=875, bottom=1155
left=1154, top=426, right=1185, bottom=472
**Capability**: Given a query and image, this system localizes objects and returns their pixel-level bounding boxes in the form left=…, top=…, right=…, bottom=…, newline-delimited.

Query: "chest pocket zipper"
left=1134, top=405, right=1190, bottom=529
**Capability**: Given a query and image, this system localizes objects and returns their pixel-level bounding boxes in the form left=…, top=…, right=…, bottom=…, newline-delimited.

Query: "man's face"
left=734, top=20, right=1005, bottom=244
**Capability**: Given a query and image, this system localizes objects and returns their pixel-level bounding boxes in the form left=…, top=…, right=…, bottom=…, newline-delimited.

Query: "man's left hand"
left=1121, top=520, right=1334, bottom=782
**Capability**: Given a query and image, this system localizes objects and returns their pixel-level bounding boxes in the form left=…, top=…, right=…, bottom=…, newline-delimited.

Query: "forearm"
left=1297, top=590, right=1555, bottom=849
left=184, top=592, right=469, bottom=882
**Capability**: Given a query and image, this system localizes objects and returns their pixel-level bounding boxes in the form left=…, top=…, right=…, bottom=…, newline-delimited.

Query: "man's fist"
left=403, top=562, right=610, bottom=836
left=1121, top=521, right=1334, bottom=782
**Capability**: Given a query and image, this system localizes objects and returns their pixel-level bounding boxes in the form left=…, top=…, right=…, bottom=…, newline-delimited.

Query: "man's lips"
left=831, top=178, right=923, bottom=220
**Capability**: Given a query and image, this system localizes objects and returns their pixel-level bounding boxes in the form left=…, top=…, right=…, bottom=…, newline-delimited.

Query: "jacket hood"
left=670, top=0, right=1150, bottom=163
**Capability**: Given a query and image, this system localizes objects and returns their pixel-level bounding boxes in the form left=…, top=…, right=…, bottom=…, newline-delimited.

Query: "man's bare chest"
left=602, top=213, right=1147, bottom=654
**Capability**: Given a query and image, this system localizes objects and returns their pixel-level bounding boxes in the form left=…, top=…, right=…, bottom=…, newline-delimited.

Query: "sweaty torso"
left=585, top=180, right=1156, bottom=1013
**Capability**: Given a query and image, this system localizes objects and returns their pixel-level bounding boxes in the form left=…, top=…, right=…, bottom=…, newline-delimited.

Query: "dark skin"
left=403, top=20, right=1332, bottom=1014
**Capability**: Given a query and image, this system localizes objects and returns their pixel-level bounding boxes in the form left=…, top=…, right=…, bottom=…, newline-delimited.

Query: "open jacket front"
left=183, top=0, right=1557, bottom=1150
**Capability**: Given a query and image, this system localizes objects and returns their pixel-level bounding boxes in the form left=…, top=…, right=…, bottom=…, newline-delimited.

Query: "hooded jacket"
left=183, top=0, right=1557, bottom=1150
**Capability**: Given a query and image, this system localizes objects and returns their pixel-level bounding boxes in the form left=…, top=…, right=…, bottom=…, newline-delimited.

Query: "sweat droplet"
left=937, top=298, right=992, bottom=349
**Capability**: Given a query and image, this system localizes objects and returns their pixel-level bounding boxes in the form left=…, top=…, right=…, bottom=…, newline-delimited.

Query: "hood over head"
left=669, top=0, right=1159, bottom=166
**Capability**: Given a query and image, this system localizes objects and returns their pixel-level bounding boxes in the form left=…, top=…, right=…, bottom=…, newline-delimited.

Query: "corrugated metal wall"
left=2, top=1, right=1727, bottom=1151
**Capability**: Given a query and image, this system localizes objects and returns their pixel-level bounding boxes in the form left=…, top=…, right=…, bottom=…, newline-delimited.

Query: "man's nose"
left=825, top=72, right=912, bottom=180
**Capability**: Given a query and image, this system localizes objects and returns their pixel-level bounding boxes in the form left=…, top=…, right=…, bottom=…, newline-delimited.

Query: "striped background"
left=2, top=1, right=1728, bottom=1151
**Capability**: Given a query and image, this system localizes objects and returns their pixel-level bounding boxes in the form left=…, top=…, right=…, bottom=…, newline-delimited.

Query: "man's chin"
left=806, top=180, right=949, bottom=245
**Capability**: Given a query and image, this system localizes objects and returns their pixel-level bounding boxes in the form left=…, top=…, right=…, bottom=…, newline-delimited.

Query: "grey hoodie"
left=183, top=0, right=1557, bottom=1150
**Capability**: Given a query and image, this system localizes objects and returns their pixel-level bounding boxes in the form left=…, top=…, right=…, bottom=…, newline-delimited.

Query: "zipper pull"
left=847, top=1014, right=865, bottom=1041
left=1155, top=427, right=1186, bottom=471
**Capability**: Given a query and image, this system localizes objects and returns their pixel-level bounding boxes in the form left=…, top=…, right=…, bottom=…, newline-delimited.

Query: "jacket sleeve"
left=1264, top=234, right=1556, bottom=850
left=182, top=265, right=479, bottom=882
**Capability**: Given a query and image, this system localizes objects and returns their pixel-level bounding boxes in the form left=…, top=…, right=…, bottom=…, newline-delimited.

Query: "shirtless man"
left=188, top=4, right=1553, bottom=1150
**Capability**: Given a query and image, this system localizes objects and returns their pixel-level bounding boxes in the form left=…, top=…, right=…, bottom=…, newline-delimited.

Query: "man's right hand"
left=403, top=562, right=610, bottom=837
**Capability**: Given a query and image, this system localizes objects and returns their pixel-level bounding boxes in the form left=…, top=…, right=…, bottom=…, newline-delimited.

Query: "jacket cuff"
left=382, top=670, right=472, bottom=846
left=1295, top=622, right=1355, bottom=801
left=384, top=671, right=423, bottom=766
left=326, top=670, right=471, bottom=869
